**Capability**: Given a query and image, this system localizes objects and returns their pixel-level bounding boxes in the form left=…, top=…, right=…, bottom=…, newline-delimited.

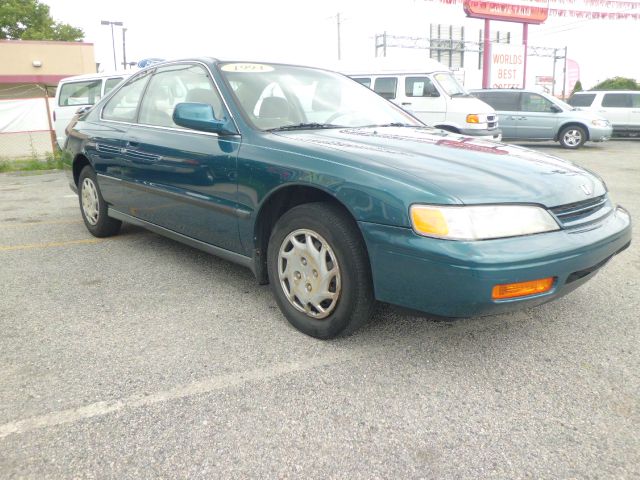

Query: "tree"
left=0, top=0, right=83, bottom=41
left=572, top=80, right=583, bottom=95
left=591, top=77, right=639, bottom=91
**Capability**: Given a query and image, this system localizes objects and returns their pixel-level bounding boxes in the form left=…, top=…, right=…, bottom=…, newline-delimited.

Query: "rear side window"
left=475, top=91, right=520, bottom=111
left=568, top=94, right=595, bottom=107
left=138, top=64, right=225, bottom=128
left=58, top=80, right=101, bottom=107
left=405, top=77, right=440, bottom=97
left=102, top=73, right=151, bottom=123
left=104, top=77, right=124, bottom=96
left=373, top=77, right=397, bottom=100
left=602, top=93, right=632, bottom=108
left=353, top=77, right=371, bottom=88
left=633, top=94, right=640, bottom=107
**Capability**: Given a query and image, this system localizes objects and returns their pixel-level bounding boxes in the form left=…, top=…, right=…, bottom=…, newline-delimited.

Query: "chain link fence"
left=0, top=84, right=56, bottom=161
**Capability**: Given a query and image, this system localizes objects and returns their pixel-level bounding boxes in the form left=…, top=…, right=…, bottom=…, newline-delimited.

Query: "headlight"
left=410, top=204, right=560, bottom=240
left=592, top=119, right=609, bottom=127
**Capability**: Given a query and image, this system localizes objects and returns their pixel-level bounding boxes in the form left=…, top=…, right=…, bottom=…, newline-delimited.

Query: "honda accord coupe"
left=63, top=59, right=632, bottom=338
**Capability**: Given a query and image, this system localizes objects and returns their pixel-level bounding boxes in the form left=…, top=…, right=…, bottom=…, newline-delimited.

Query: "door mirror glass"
left=173, top=102, right=227, bottom=133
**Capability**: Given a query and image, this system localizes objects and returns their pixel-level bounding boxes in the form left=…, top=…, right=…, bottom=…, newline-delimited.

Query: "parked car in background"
left=568, top=90, right=640, bottom=137
left=344, top=61, right=502, bottom=140
left=472, top=89, right=612, bottom=149
left=63, top=59, right=631, bottom=339
left=54, top=72, right=131, bottom=148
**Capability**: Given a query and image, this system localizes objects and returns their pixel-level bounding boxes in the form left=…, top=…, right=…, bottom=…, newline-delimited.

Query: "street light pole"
left=122, top=28, right=128, bottom=70
left=101, top=20, right=124, bottom=70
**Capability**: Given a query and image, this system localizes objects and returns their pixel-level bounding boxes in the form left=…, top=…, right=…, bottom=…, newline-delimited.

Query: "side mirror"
left=550, top=104, right=562, bottom=113
left=75, top=106, right=92, bottom=115
left=173, top=102, right=231, bottom=134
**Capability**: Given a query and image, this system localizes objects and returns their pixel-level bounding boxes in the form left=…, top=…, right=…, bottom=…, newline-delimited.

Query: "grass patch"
left=0, top=152, right=65, bottom=173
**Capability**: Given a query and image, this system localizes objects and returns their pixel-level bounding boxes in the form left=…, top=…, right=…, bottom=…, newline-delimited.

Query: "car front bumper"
left=588, top=125, right=614, bottom=142
left=459, top=126, right=502, bottom=141
left=359, top=206, right=632, bottom=317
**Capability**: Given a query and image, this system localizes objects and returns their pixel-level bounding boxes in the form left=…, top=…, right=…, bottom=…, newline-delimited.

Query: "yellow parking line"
left=0, top=238, right=105, bottom=252
left=0, top=219, right=82, bottom=228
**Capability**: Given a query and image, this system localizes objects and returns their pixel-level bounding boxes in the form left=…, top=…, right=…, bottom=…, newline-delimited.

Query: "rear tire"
left=267, top=202, right=374, bottom=339
left=559, top=125, right=586, bottom=149
left=78, top=165, right=121, bottom=237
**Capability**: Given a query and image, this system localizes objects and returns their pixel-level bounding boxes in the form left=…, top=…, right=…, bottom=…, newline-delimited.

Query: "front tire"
left=267, top=202, right=374, bottom=339
left=559, top=125, right=587, bottom=149
left=78, top=165, right=121, bottom=237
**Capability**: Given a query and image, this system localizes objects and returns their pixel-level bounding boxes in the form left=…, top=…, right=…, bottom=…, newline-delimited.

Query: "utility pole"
left=336, top=12, right=342, bottom=60
left=562, top=46, right=568, bottom=99
left=122, top=28, right=128, bottom=69
left=101, top=20, right=123, bottom=70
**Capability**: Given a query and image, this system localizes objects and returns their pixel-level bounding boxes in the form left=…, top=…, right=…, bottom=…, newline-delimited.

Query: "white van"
left=341, top=60, right=501, bottom=140
left=54, top=72, right=131, bottom=148
left=568, top=90, right=640, bottom=137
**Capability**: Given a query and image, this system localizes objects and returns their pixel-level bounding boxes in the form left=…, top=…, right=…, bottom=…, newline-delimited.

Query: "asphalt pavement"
left=0, top=140, right=638, bottom=479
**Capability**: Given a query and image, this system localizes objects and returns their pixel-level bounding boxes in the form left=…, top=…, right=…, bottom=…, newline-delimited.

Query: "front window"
left=220, top=63, right=419, bottom=131
left=521, top=93, right=555, bottom=113
left=433, top=73, right=467, bottom=97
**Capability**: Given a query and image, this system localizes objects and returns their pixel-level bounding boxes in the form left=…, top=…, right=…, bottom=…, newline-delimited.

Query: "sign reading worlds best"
left=490, top=43, right=525, bottom=88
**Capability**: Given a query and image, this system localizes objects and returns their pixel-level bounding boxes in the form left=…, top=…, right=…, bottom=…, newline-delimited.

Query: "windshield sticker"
left=412, top=82, right=424, bottom=96
left=221, top=63, right=274, bottom=73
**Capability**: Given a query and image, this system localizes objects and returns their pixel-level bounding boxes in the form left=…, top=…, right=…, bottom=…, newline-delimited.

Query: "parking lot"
left=0, top=140, right=638, bottom=478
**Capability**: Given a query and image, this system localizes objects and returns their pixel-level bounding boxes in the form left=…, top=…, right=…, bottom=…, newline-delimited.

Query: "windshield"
left=219, top=62, right=422, bottom=131
left=433, top=73, right=468, bottom=96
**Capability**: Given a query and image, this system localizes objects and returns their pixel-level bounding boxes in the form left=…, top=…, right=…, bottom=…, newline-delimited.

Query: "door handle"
left=518, top=116, right=527, bottom=120
left=401, top=102, right=412, bottom=106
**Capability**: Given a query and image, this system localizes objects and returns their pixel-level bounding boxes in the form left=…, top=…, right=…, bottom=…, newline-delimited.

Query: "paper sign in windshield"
left=221, top=63, right=274, bottom=73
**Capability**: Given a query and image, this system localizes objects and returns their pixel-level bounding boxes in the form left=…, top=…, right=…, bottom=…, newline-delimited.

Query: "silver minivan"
left=472, top=89, right=612, bottom=149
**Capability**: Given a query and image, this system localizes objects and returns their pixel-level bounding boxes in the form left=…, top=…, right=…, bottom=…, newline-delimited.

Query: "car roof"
left=58, top=71, right=133, bottom=83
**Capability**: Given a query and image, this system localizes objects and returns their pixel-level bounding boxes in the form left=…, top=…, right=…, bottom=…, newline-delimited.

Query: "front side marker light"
left=466, top=114, right=480, bottom=124
left=492, top=277, right=555, bottom=300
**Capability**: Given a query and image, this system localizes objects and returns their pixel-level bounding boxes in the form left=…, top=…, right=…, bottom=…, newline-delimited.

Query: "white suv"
left=568, top=91, right=640, bottom=137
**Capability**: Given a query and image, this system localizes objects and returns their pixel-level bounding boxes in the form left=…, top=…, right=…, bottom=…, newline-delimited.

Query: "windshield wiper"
left=266, top=122, right=344, bottom=132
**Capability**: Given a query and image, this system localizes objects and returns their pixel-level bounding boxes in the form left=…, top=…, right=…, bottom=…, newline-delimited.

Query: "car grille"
left=549, top=195, right=611, bottom=229
left=487, top=114, right=498, bottom=130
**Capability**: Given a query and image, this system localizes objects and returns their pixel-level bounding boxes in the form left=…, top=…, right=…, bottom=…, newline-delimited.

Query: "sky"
left=43, top=0, right=640, bottom=89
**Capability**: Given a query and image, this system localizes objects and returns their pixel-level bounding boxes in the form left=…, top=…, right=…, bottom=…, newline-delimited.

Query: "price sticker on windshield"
left=221, top=63, right=274, bottom=73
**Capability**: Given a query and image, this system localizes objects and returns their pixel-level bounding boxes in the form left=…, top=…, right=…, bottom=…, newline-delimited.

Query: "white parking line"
left=0, top=351, right=361, bottom=439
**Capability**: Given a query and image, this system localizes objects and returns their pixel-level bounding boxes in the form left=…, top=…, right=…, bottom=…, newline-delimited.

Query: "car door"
left=599, top=93, right=632, bottom=129
left=118, top=62, right=242, bottom=252
left=399, top=76, right=446, bottom=124
left=517, top=92, right=560, bottom=140
left=476, top=91, right=520, bottom=139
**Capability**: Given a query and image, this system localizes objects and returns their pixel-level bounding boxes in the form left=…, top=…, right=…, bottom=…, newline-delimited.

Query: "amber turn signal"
left=466, top=114, right=480, bottom=124
left=492, top=277, right=555, bottom=300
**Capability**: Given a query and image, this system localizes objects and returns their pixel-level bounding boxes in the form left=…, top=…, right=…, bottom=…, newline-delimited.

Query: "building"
left=0, top=40, right=96, bottom=160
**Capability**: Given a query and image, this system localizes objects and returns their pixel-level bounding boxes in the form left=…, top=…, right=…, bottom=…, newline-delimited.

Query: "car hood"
left=273, top=126, right=606, bottom=207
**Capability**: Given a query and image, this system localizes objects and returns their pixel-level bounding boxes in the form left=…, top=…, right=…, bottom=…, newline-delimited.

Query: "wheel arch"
left=252, top=183, right=365, bottom=285
left=435, top=124, right=460, bottom=133
left=72, top=153, right=91, bottom=186
left=557, top=122, right=590, bottom=141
